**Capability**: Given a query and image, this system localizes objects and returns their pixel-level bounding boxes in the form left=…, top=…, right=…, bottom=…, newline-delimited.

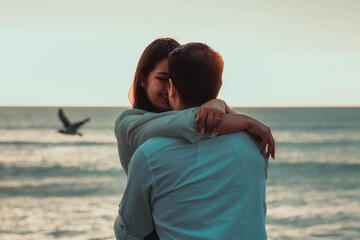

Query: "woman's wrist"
left=235, top=114, right=252, bottom=126
left=245, top=117, right=254, bottom=129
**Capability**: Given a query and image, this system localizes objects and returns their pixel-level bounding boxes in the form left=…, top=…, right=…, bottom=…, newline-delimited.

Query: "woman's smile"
left=160, top=92, right=169, bottom=100
left=144, top=59, right=171, bottom=112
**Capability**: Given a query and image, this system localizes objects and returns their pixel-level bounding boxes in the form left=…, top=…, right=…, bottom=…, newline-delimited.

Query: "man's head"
left=167, top=43, right=224, bottom=110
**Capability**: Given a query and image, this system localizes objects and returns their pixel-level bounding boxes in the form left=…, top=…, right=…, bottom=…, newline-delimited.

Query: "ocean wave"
left=269, top=161, right=360, bottom=172
left=0, top=165, right=126, bottom=197
left=1, top=158, right=359, bottom=180
left=273, top=130, right=360, bottom=144
left=0, top=179, right=122, bottom=198
left=267, top=161, right=360, bottom=191
left=0, top=165, right=123, bottom=180
left=0, top=162, right=358, bottom=198
left=276, top=140, right=360, bottom=147
left=0, top=141, right=116, bottom=147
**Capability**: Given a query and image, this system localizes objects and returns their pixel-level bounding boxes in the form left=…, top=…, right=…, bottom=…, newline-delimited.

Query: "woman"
left=116, top=38, right=274, bottom=172
left=114, top=38, right=274, bottom=239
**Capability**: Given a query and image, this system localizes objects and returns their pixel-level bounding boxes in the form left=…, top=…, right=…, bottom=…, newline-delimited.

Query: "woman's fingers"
left=196, top=99, right=229, bottom=138
left=265, top=133, right=270, bottom=159
left=212, top=113, right=224, bottom=136
left=246, top=121, right=275, bottom=160
left=210, top=117, right=218, bottom=136
left=266, top=130, right=275, bottom=160
left=195, top=108, right=200, bottom=122
left=196, top=108, right=206, bottom=138
left=205, top=112, right=215, bottom=137
left=264, top=131, right=275, bottom=160
left=261, top=133, right=268, bottom=155
left=270, top=134, right=275, bottom=160
left=266, top=143, right=271, bottom=159
left=196, top=108, right=221, bottom=138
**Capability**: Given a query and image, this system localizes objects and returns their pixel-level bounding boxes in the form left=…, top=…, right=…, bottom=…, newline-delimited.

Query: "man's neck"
left=173, top=102, right=199, bottom=111
left=171, top=98, right=187, bottom=111
left=170, top=94, right=198, bottom=111
left=173, top=104, right=186, bottom=111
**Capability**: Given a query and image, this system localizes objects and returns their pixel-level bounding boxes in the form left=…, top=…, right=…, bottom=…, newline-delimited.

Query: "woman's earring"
left=140, top=82, right=145, bottom=87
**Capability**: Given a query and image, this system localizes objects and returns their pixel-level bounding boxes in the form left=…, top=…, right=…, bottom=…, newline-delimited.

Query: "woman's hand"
left=195, top=99, right=233, bottom=138
left=246, top=119, right=275, bottom=160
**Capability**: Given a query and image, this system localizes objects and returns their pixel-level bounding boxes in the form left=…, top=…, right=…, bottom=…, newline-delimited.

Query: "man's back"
left=132, top=132, right=268, bottom=240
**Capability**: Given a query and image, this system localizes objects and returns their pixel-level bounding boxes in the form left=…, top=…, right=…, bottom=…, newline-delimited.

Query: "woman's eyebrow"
left=156, top=72, right=169, bottom=75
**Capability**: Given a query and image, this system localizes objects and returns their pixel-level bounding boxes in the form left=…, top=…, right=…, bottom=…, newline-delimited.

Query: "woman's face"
left=143, top=59, right=171, bottom=112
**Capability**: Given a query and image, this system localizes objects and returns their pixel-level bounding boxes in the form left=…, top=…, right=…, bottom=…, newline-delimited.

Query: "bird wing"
left=58, top=108, right=71, bottom=127
left=70, top=118, right=90, bottom=131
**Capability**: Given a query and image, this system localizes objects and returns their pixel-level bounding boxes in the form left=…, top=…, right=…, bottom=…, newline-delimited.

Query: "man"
left=115, top=43, right=269, bottom=239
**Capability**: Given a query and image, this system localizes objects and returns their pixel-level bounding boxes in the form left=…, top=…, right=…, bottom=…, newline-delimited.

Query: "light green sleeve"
left=115, top=148, right=154, bottom=239
left=114, top=107, right=200, bottom=174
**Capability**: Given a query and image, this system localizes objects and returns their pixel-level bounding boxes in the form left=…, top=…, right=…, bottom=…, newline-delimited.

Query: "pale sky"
left=1, top=0, right=359, bottom=107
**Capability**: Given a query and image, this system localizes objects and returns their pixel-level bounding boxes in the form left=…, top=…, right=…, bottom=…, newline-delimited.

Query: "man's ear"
left=215, top=80, right=223, bottom=98
left=169, top=79, right=177, bottom=97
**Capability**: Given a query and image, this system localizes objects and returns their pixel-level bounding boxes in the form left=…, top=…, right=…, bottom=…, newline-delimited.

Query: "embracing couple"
left=114, top=38, right=275, bottom=240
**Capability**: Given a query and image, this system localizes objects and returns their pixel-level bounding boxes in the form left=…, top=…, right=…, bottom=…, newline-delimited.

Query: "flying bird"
left=58, top=108, right=90, bottom=136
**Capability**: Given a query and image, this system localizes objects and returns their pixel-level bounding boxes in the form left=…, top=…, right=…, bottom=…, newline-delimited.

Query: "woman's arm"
left=115, top=100, right=275, bottom=173
left=115, top=108, right=199, bottom=149
left=115, top=99, right=233, bottom=172
left=195, top=99, right=234, bottom=137
left=216, top=113, right=275, bottom=160
left=115, top=108, right=200, bottom=173
left=195, top=100, right=275, bottom=159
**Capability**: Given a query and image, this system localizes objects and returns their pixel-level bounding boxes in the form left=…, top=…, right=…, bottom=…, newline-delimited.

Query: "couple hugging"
left=114, top=38, right=275, bottom=240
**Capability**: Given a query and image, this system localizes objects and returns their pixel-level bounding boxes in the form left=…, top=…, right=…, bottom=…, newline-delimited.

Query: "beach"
left=0, top=107, right=359, bottom=239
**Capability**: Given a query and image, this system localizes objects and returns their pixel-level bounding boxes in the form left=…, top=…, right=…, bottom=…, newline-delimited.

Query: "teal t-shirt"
left=115, top=132, right=268, bottom=240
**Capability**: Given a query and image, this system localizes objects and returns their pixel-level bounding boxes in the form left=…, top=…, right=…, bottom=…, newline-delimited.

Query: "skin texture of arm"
left=215, top=114, right=252, bottom=135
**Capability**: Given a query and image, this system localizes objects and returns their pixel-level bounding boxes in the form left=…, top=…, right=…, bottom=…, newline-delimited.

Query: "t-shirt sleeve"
left=115, top=149, right=154, bottom=240
left=114, top=108, right=200, bottom=173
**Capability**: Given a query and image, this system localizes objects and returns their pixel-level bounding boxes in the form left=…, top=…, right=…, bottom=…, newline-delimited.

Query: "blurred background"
left=0, top=0, right=359, bottom=239
left=1, top=0, right=359, bottom=107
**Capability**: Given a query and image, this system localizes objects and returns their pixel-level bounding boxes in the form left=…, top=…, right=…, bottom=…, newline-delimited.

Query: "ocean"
left=0, top=107, right=359, bottom=240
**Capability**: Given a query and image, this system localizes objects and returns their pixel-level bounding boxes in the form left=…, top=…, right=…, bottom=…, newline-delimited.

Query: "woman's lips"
left=160, top=93, right=168, bottom=100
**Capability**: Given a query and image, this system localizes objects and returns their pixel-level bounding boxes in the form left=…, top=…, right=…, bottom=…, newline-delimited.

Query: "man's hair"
left=168, top=43, right=224, bottom=107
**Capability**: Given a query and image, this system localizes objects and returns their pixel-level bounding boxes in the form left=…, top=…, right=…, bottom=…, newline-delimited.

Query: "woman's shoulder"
left=114, top=108, right=148, bottom=136
left=117, top=108, right=148, bottom=121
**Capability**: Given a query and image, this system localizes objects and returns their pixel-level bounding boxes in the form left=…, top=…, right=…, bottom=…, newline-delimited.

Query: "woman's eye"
left=157, top=77, right=169, bottom=81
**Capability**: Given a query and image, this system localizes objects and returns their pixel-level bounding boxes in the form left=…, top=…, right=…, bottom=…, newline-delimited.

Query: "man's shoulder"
left=139, top=137, right=185, bottom=156
left=136, top=131, right=261, bottom=161
left=229, top=131, right=261, bottom=150
left=229, top=131, right=256, bottom=143
left=209, top=131, right=255, bottom=145
left=139, top=131, right=256, bottom=152
left=208, top=131, right=262, bottom=157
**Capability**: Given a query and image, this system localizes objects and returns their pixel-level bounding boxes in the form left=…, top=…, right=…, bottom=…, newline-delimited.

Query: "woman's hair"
left=129, top=38, right=181, bottom=112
